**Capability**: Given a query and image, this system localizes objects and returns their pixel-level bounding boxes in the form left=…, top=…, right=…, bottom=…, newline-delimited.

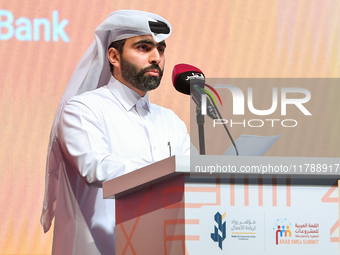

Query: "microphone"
left=172, top=64, right=217, bottom=119
left=172, top=63, right=239, bottom=156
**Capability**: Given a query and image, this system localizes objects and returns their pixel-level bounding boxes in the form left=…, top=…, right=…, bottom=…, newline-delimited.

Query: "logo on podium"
left=211, top=212, right=226, bottom=249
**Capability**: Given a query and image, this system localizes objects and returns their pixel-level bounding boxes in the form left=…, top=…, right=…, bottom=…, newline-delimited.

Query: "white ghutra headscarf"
left=41, top=9, right=172, bottom=233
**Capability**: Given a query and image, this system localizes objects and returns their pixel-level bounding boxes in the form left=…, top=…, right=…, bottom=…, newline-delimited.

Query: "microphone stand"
left=196, top=105, right=205, bottom=155
left=205, top=93, right=239, bottom=156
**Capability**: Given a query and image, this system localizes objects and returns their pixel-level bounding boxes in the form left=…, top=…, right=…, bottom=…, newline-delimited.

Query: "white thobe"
left=52, top=76, right=190, bottom=255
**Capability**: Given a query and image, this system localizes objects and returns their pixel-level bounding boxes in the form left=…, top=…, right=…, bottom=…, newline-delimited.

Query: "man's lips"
left=145, top=69, right=160, bottom=76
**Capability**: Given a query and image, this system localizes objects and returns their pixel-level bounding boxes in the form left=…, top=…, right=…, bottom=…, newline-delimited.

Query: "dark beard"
left=120, top=56, right=164, bottom=92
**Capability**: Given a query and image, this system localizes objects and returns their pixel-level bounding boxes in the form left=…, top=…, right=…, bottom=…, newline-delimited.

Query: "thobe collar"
left=107, top=76, right=151, bottom=113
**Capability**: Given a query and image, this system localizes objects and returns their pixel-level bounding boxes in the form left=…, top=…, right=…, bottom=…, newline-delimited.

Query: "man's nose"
left=149, top=48, right=161, bottom=64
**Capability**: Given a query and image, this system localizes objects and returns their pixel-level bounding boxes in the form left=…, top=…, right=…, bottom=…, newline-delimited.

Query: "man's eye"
left=158, top=47, right=165, bottom=53
left=138, top=45, right=148, bottom=51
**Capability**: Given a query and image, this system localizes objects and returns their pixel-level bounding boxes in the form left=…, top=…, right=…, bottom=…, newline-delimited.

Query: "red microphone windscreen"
left=172, top=64, right=205, bottom=95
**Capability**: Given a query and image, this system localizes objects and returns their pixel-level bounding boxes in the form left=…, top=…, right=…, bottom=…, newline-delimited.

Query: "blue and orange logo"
left=211, top=212, right=226, bottom=249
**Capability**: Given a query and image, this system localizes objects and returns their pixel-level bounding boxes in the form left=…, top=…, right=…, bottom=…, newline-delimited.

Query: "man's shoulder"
left=66, top=86, right=116, bottom=110
left=70, top=86, right=110, bottom=103
left=150, top=103, right=184, bottom=123
left=150, top=102, right=174, bottom=114
left=61, top=86, right=116, bottom=118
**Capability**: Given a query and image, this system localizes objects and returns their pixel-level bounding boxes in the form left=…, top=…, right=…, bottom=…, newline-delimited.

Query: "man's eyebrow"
left=158, top=41, right=166, bottom=47
left=133, top=39, right=166, bottom=48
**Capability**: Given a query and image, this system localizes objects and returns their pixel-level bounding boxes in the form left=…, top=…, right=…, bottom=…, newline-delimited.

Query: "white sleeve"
left=58, top=100, right=153, bottom=187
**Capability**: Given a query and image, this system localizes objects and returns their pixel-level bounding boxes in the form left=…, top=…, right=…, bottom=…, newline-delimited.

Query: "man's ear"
left=108, top=48, right=121, bottom=68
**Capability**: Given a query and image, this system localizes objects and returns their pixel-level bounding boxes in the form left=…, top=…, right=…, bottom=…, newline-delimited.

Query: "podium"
left=103, top=155, right=191, bottom=255
left=103, top=155, right=340, bottom=255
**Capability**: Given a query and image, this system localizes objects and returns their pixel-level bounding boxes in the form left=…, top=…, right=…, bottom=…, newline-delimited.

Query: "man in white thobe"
left=41, top=10, right=190, bottom=255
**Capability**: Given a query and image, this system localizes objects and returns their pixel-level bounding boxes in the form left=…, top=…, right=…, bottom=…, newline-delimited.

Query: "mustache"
left=141, top=64, right=163, bottom=74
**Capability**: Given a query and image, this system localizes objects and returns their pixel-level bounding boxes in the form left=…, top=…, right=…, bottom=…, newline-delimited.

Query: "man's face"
left=119, top=35, right=166, bottom=94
